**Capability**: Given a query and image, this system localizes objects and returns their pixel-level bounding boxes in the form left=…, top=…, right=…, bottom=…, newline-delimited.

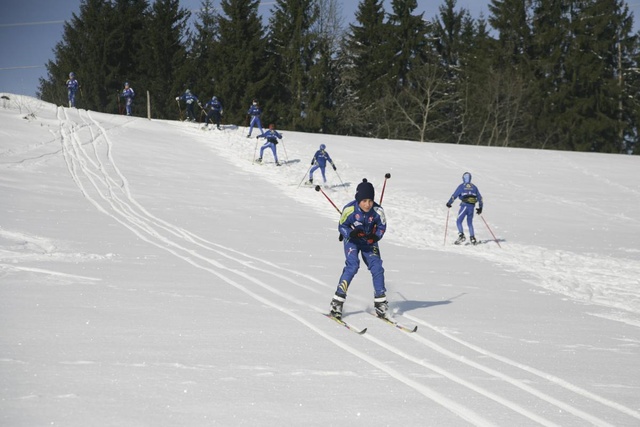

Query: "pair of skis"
left=323, top=313, right=417, bottom=335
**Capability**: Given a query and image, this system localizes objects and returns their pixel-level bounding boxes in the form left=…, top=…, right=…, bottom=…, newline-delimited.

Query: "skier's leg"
left=336, top=241, right=360, bottom=298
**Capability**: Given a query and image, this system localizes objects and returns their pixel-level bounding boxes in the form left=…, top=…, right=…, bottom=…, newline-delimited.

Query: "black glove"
left=311, top=160, right=314, bottom=166
left=332, top=165, right=337, bottom=171
left=365, top=233, right=379, bottom=244
left=256, top=136, right=260, bottom=139
left=476, top=207, right=482, bottom=214
left=349, top=229, right=366, bottom=239
left=446, top=203, right=452, bottom=208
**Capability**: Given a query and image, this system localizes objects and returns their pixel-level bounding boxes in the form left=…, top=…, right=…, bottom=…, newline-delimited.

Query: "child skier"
left=203, top=96, right=223, bottom=129
left=120, top=82, right=135, bottom=116
left=330, top=179, right=389, bottom=320
left=446, top=172, right=483, bottom=245
left=256, top=124, right=283, bottom=166
left=307, top=144, right=336, bottom=185
left=66, top=72, right=80, bottom=108
left=176, top=89, right=199, bottom=122
left=246, top=99, right=264, bottom=137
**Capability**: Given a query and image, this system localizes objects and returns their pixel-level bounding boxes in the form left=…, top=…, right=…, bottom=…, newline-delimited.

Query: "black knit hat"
left=355, top=179, right=375, bottom=202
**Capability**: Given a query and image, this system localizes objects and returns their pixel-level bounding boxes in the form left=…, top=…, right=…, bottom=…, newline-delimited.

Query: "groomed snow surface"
left=1, top=94, right=639, bottom=426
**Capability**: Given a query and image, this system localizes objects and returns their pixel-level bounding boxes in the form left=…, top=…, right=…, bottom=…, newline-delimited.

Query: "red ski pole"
left=315, top=185, right=342, bottom=215
left=479, top=214, right=501, bottom=248
left=379, top=173, right=391, bottom=205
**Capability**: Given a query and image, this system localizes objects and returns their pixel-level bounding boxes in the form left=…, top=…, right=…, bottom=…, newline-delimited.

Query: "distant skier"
left=203, top=96, right=223, bottom=129
left=330, top=179, right=389, bottom=320
left=176, top=89, right=199, bottom=122
left=65, top=72, right=80, bottom=108
left=120, top=82, right=135, bottom=116
left=246, top=99, right=264, bottom=137
left=255, top=124, right=282, bottom=166
left=446, top=172, right=483, bottom=245
left=307, top=144, right=336, bottom=185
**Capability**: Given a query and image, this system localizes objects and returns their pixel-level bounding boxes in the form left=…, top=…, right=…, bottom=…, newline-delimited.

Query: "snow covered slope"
left=1, top=94, right=639, bottom=426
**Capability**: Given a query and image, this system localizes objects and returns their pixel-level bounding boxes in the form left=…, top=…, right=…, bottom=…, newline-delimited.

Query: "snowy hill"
left=1, top=94, right=639, bottom=426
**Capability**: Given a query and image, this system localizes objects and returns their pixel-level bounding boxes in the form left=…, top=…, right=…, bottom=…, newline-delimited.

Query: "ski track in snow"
left=46, top=106, right=640, bottom=426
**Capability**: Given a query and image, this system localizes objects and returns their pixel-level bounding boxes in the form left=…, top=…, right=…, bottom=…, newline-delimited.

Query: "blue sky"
left=1, top=1, right=637, bottom=99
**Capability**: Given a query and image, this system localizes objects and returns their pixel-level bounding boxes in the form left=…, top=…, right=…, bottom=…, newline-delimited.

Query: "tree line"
left=39, top=0, right=640, bottom=154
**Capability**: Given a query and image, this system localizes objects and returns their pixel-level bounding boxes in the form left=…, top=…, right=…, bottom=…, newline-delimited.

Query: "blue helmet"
left=320, top=144, right=326, bottom=150
left=212, top=96, right=217, bottom=101
left=124, top=82, right=129, bottom=87
left=462, top=172, right=472, bottom=184
left=69, top=72, right=75, bottom=78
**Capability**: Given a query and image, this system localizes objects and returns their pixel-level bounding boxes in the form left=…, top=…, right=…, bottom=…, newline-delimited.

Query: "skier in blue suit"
left=256, top=124, right=282, bottom=165
left=330, top=179, right=389, bottom=320
left=176, top=89, right=199, bottom=122
left=203, top=96, right=223, bottom=129
left=66, top=72, right=79, bottom=107
left=120, top=82, right=135, bottom=116
left=246, top=99, right=264, bottom=137
left=446, top=172, right=483, bottom=245
left=307, top=144, right=336, bottom=184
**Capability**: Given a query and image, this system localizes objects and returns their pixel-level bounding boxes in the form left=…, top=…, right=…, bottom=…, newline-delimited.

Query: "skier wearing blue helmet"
left=307, top=143, right=336, bottom=185
left=446, top=172, right=483, bottom=245
left=65, top=72, right=80, bottom=107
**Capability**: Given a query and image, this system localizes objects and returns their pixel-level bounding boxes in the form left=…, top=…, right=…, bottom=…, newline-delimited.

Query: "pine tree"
left=40, top=0, right=149, bottom=112
left=188, top=0, right=220, bottom=104
left=214, top=0, right=268, bottom=126
left=138, top=0, right=190, bottom=119
left=337, top=0, right=388, bottom=136
left=265, top=0, right=320, bottom=129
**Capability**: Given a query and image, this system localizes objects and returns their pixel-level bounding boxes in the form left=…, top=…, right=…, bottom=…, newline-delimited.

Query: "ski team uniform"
left=66, top=74, right=79, bottom=108
left=203, top=97, right=223, bottom=129
left=331, top=180, right=389, bottom=319
left=246, top=103, right=264, bottom=137
left=309, top=144, right=336, bottom=184
left=447, top=172, right=483, bottom=243
left=256, top=128, right=282, bottom=165
left=121, top=83, right=135, bottom=116
left=177, top=90, right=199, bottom=121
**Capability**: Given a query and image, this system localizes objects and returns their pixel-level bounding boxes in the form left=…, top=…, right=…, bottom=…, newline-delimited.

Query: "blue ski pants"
left=259, top=142, right=278, bottom=163
left=456, top=203, right=476, bottom=236
left=336, top=240, right=386, bottom=298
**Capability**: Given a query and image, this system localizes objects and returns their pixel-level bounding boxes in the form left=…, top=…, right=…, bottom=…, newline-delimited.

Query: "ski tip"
left=358, top=328, right=368, bottom=335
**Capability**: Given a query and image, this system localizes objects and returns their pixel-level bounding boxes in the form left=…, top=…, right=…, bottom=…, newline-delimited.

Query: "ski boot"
left=374, top=297, right=390, bottom=320
left=470, top=236, right=477, bottom=245
left=306, top=178, right=313, bottom=185
left=276, top=161, right=282, bottom=166
left=330, top=295, right=345, bottom=320
left=454, top=233, right=466, bottom=245
left=255, top=157, right=262, bottom=164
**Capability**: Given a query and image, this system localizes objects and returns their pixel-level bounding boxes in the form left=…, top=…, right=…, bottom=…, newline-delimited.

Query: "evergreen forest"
left=38, top=0, right=640, bottom=154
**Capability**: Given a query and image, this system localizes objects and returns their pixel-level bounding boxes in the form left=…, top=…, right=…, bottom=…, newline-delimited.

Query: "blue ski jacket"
left=311, top=149, right=334, bottom=168
left=338, top=200, right=386, bottom=244
left=447, top=183, right=483, bottom=208
left=247, top=104, right=262, bottom=117
left=257, top=129, right=282, bottom=144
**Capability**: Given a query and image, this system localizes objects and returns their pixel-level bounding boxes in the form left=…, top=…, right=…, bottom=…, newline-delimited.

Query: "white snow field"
left=1, top=94, right=639, bottom=426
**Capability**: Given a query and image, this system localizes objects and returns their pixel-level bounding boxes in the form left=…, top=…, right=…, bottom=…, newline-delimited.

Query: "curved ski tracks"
left=56, top=108, right=639, bottom=427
